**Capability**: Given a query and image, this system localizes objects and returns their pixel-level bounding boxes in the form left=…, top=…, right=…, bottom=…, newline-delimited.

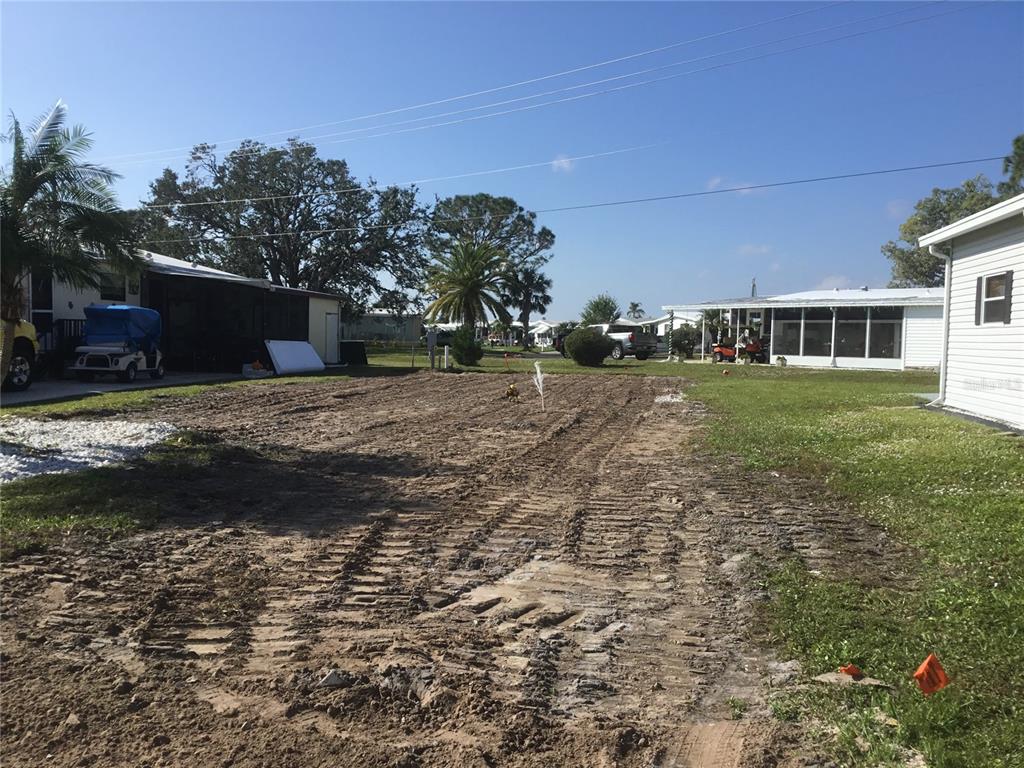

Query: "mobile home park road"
left=1, top=373, right=899, bottom=767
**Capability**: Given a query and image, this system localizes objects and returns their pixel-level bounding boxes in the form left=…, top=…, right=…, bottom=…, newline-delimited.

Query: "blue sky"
left=3, top=1, right=1022, bottom=320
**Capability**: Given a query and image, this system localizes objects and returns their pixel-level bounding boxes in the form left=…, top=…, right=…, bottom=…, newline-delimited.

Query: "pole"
left=799, top=308, right=806, bottom=357
left=667, top=309, right=675, bottom=361
left=830, top=307, right=838, bottom=368
left=769, top=308, right=775, bottom=363
left=701, top=315, right=706, bottom=361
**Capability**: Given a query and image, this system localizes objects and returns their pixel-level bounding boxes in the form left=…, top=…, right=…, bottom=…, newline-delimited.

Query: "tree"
left=884, top=134, right=1023, bottom=286
left=424, top=241, right=511, bottom=329
left=501, top=264, right=552, bottom=348
left=670, top=323, right=702, bottom=358
left=882, top=175, right=997, bottom=287
left=139, top=139, right=428, bottom=317
left=1, top=101, right=139, bottom=379
left=580, top=293, right=621, bottom=326
left=998, top=133, right=1024, bottom=198
left=626, top=301, right=645, bottom=320
left=427, top=193, right=554, bottom=267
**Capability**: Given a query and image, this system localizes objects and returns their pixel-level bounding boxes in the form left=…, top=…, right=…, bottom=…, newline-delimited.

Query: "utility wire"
left=96, top=1, right=845, bottom=164
left=114, top=1, right=950, bottom=169
left=143, top=143, right=663, bottom=209
left=115, top=1, right=967, bottom=169
left=142, top=155, right=1004, bottom=246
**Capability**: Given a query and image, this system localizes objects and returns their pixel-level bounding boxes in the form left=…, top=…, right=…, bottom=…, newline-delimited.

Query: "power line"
left=95, top=1, right=845, bottom=164
left=114, top=0, right=950, bottom=167
left=143, top=143, right=663, bottom=210
left=115, top=2, right=970, bottom=169
left=142, top=155, right=1004, bottom=246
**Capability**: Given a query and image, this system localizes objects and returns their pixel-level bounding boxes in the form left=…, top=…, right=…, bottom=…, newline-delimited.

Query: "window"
left=978, top=271, right=1013, bottom=324
left=99, top=272, right=126, bottom=301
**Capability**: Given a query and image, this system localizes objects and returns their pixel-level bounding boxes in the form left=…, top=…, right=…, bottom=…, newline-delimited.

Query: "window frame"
left=98, top=271, right=127, bottom=302
left=982, top=272, right=1007, bottom=324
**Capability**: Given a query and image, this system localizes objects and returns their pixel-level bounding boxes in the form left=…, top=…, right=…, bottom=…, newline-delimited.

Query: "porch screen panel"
left=835, top=307, right=868, bottom=357
left=802, top=308, right=833, bottom=356
left=774, top=308, right=801, bottom=354
left=869, top=306, right=903, bottom=358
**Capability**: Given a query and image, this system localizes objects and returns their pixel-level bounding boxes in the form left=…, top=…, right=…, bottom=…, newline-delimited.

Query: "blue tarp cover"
left=83, top=305, right=161, bottom=353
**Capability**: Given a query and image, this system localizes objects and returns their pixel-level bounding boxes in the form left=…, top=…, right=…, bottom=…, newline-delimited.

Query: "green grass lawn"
left=2, top=350, right=1020, bottom=764
left=687, top=367, right=1022, bottom=767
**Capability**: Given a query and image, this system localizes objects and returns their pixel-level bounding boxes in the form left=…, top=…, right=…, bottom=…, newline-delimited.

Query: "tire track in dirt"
left=2, top=373, right=912, bottom=768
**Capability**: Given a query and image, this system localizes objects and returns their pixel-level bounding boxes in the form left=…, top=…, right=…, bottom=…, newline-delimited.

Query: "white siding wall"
left=51, top=275, right=141, bottom=321
left=903, top=305, right=944, bottom=368
left=944, top=216, right=1024, bottom=429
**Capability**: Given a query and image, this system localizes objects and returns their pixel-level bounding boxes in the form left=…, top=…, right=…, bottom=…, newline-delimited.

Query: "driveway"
left=1, top=372, right=239, bottom=407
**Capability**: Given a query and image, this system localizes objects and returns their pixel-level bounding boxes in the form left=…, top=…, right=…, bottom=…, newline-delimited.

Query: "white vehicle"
left=73, top=305, right=166, bottom=383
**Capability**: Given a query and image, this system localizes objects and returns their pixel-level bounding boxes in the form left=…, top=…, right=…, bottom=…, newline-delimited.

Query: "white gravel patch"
left=654, top=392, right=685, bottom=403
left=0, top=417, right=177, bottom=483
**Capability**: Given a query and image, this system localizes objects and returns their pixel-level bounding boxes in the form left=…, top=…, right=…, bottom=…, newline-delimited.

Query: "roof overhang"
left=919, top=192, right=1024, bottom=249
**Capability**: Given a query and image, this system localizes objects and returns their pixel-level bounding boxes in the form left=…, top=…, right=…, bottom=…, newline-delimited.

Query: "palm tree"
left=424, top=241, right=510, bottom=329
left=502, top=264, right=552, bottom=349
left=1, top=101, right=139, bottom=379
left=627, top=301, right=645, bottom=320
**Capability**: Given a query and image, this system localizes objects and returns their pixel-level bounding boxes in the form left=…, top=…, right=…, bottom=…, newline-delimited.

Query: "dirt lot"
left=1, top=373, right=898, bottom=767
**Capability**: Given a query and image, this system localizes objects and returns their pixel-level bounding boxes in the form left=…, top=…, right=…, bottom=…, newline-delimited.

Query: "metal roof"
left=141, top=251, right=269, bottom=287
left=663, top=287, right=944, bottom=312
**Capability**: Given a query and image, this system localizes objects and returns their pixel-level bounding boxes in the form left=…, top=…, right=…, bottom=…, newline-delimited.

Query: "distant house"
left=30, top=251, right=345, bottom=371
left=663, top=287, right=945, bottom=370
left=919, top=193, right=1023, bottom=430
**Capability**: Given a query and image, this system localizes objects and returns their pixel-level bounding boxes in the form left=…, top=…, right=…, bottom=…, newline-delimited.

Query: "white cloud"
left=886, top=199, right=911, bottom=220
left=551, top=154, right=574, bottom=173
left=737, top=243, right=772, bottom=256
left=770, top=261, right=782, bottom=273
left=707, top=175, right=758, bottom=196
left=814, top=274, right=852, bottom=290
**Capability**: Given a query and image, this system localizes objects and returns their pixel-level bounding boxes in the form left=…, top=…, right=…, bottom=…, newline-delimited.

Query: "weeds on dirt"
left=1, top=430, right=224, bottom=557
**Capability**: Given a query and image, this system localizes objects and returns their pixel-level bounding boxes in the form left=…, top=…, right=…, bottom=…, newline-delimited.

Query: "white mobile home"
left=663, top=287, right=945, bottom=370
left=919, top=193, right=1023, bottom=430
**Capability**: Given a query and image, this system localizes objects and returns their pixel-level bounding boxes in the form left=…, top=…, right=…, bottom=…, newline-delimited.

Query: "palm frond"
left=24, top=101, right=67, bottom=159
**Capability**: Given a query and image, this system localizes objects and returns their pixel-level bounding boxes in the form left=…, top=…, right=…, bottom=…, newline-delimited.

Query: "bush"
left=451, top=326, right=483, bottom=366
left=670, top=323, right=702, bottom=358
left=564, top=327, right=614, bottom=366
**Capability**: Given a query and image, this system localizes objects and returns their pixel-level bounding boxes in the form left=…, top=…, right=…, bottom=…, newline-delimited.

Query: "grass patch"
left=0, top=430, right=224, bottom=557
left=684, top=366, right=1023, bottom=766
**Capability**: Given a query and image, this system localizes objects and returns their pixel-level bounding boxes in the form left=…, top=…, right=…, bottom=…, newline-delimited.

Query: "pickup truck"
left=589, top=323, right=658, bottom=360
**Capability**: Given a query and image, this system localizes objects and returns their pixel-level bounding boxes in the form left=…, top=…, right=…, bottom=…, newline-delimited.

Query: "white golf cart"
left=73, top=304, right=165, bottom=383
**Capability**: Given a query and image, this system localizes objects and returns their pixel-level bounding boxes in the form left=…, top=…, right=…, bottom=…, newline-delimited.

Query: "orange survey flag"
left=839, top=663, right=863, bottom=679
left=914, top=653, right=949, bottom=694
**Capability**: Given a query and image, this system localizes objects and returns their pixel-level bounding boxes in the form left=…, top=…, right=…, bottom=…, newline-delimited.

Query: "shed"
left=919, top=192, right=1023, bottom=430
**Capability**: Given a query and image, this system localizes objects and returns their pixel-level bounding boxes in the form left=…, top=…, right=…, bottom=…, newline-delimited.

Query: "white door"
left=324, top=313, right=339, bottom=364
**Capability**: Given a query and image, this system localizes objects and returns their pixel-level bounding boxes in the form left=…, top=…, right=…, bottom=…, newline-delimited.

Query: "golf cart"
left=73, top=305, right=165, bottom=383
left=712, top=337, right=768, bottom=364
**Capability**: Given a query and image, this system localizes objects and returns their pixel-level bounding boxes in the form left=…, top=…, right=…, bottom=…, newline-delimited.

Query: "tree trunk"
left=0, top=319, right=17, bottom=383
left=519, top=307, right=530, bottom=349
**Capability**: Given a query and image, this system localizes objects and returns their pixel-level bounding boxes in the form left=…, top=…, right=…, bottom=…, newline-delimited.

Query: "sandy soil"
left=1, top=373, right=899, bottom=767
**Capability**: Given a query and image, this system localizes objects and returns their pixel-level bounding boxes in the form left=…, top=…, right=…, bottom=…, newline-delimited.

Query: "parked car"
left=588, top=323, right=658, bottom=360
left=73, top=305, right=165, bottom=383
left=2, top=320, right=40, bottom=392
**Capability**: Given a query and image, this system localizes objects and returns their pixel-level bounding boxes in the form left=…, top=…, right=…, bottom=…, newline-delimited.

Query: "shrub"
left=451, top=326, right=483, bottom=366
left=564, top=327, right=614, bottom=366
left=670, top=323, right=702, bottom=358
